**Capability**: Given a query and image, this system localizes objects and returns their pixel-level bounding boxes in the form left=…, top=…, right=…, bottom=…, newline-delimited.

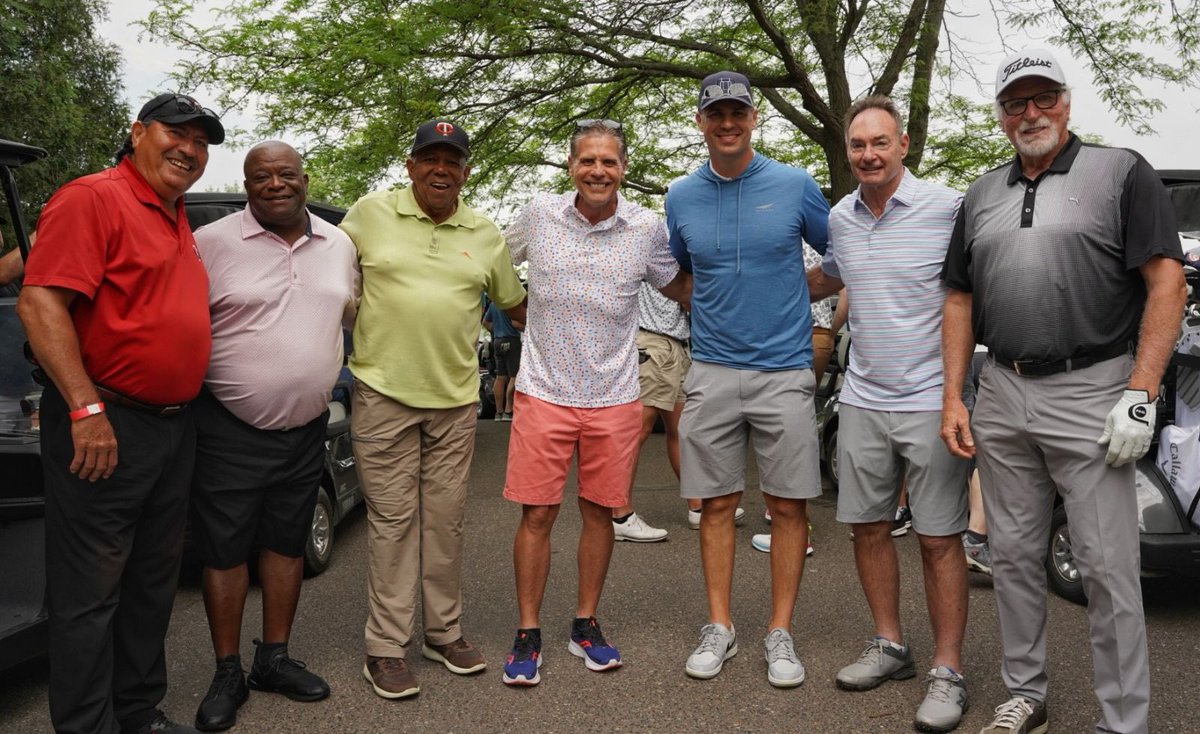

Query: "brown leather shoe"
left=362, top=656, right=419, bottom=699
left=421, top=637, right=488, bottom=675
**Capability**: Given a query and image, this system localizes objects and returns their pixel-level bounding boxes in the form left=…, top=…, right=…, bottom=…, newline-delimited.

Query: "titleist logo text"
left=1002, top=57, right=1053, bottom=83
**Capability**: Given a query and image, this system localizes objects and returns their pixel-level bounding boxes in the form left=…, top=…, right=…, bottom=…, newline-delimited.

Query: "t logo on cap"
left=411, top=118, right=471, bottom=157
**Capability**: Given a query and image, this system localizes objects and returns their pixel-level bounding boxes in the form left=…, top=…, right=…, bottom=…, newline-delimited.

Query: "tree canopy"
left=144, top=0, right=1199, bottom=211
left=0, top=0, right=129, bottom=237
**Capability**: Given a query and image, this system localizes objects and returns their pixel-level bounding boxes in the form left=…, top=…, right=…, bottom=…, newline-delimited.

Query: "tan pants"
left=811, top=326, right=834, bottom=385
left=352, top=381, right=477, bottom=658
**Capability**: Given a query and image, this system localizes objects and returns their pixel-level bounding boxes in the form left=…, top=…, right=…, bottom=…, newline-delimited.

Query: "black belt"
left=989, top=342, right=1129, bottom=377
left=94, top=385, right=189, bottom=416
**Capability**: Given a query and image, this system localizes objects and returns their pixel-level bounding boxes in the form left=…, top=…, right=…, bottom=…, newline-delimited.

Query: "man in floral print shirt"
left=500, top=119, right=690, bottom=686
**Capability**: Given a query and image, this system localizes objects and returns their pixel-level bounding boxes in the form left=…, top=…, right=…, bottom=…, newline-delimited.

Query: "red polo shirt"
left=24, top=158, right=212, bottom=404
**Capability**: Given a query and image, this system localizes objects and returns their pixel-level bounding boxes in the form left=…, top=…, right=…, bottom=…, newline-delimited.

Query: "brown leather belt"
left=94, top=385, right=188, bottom=416
left=990, top=341, right=1129, bottom=377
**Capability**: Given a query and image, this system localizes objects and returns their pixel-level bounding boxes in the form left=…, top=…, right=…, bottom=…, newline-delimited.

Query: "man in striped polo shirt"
left=808, top=95, right=970, bottom=733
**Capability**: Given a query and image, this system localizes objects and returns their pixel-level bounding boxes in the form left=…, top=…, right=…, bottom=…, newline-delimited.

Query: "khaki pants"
left=352, top=381, right=477, bottom=658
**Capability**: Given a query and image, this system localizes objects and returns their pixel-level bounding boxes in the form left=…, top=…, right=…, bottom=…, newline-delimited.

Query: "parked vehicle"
left=0, top=138, right=49, bottom=673
left=816, top=319, right=848, bottom=488
left=0, top=171, right=361, bottom=673
left=477, top=330, right=497, bottom=419
left=1046, top=252, right=1200, bottom=603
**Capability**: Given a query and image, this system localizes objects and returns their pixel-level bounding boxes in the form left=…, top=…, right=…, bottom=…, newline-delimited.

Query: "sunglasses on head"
left=702, top=82, right=751, bottom=101
left=575, top=119, right=623, bottom=133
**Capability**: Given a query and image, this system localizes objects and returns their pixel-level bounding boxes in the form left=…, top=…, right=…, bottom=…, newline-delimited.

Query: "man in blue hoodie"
left=668, top=71, right=830, bottom=687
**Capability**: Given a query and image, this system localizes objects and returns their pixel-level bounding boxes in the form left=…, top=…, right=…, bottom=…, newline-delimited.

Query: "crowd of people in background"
left=13, top=43, right=1188, bottom=734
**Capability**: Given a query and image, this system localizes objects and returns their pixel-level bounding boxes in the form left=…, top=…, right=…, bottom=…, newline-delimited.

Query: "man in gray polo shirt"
left=941, top=49, right=1187, bottom=734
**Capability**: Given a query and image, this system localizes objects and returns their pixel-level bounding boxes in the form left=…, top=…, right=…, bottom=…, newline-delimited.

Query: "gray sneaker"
left=915, top=666, right=967, bottom=732
left=764, top=628, right=805, bottom=688
left=979, top=696, right=1048, bottom=734
left=835, top=637, right=916, bottom=690
left=963, top=534, right=993, bottom=576
left=685, top=623, right=737, bottom=679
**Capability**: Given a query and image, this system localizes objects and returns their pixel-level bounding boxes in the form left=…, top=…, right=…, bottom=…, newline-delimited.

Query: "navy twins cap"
left=411, top=119, right=471, bottom=157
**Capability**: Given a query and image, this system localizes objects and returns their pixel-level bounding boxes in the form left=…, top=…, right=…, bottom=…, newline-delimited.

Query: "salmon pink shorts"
left=503, top=392, right=643, bottom=508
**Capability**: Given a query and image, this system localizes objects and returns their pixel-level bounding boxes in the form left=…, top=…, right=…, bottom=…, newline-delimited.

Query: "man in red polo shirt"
left=18, top=92, right=224, bottom=734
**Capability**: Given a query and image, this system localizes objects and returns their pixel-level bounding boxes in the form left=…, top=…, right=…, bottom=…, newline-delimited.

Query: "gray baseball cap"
left=698, top=71, right=754, bottom=111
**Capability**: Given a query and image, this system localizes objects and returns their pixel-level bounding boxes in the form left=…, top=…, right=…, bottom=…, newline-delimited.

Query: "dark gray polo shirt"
left=942, top=134, right=1182, bottom=362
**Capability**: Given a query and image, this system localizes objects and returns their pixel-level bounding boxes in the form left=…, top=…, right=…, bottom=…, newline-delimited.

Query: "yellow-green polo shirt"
left=340, top=186, right=525, bottom=408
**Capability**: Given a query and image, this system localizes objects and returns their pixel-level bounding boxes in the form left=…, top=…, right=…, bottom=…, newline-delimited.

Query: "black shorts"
left=494, top=336, right=522, bottom=377
left=190, top=389, right=328, bottom=569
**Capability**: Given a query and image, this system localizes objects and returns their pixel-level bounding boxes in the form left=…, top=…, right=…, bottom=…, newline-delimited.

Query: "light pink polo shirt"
left=195, top=206, right=361, bottom=429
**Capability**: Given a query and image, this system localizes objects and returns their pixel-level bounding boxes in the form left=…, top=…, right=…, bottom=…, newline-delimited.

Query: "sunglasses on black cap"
left=140, top=94, right=219, bottom=121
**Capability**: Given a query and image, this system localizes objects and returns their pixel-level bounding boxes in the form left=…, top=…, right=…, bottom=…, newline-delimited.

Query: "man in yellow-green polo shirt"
left=340, top=119, right=526, bottom=701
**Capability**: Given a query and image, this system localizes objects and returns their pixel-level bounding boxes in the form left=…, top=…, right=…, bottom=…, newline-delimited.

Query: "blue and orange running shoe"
left=502, top=628, right=542, bottom=686
left=568, top=617, right=622, bottom=672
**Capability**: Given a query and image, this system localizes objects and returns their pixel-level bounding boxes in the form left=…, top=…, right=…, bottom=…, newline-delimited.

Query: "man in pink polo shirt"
left=500, top=119, right=690, bottom=686
left=189, top=141, right=359, bottom=732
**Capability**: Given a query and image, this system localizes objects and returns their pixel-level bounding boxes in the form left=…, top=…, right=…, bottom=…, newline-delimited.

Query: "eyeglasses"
left=701, top=82, right=751, bottom=103
left=998, top=89, right=1065, bottom=117
left=141, top=94, right=218, bottom=121
left=575, top=119, right=623, bottom=132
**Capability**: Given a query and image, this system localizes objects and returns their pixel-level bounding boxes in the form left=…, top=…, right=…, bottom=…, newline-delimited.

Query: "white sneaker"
left=687, top=506, right=746, bottom=530
left=750, top=532, right=813, bottom=556
left=685, top=623, right=737, bottom=679
left=764, top=628, right=805, bottom=688
left=612, top=512, right=668, bottom=543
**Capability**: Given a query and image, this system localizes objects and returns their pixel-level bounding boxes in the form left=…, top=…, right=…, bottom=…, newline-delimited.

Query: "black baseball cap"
left=410, top=119, right=471, bottom=157
left=698, top=71, right=754, bottom=111
left=137, top=93, right=225, bottom=145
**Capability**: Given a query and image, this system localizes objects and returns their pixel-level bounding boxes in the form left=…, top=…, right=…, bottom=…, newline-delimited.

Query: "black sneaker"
left=129, top=711, right=200, bottom=734
left=247, top=639, right=330, bottom=702
left=195, top=655, right=248, bottom=732
left=891, top=506, right=913, bottom=537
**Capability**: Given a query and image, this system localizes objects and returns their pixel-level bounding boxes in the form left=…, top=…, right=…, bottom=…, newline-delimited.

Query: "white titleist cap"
left=995, top=48, right=1067, bottom=97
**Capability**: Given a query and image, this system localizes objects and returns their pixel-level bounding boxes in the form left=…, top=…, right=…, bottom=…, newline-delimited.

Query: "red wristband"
left=69, top=402, right=106, bottom=421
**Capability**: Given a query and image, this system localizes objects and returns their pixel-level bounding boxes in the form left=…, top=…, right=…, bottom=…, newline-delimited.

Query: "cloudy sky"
left=98, top=2, right=1200, bottom=193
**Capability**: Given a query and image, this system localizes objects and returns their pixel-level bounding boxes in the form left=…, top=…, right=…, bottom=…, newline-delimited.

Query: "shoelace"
left=696, top=624, right=730, bottom=655
left=991, top=697, right=1034, bottom=727
left=765, top=631, right=797, bottom=663
left=924, top=674, right=961, bottom=703
left=511, top=632, right=540, bottom=661
left=375, top=656, right=408, bottom=674
left=856, top=638, right=887, bottom=666
left=205, top=661, right=243, bottom=698
left=573, top=618, right=608, bottom=647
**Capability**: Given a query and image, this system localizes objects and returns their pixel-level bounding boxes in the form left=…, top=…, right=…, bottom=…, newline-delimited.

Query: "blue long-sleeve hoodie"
left=667, top=153, right=830, bottom=370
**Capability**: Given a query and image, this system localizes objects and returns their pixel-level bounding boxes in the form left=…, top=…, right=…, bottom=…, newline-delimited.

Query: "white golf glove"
left=1097, top=389, right=1155, bottom=467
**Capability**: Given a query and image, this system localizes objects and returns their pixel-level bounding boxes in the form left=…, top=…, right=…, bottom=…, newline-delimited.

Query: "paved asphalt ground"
left=2, top=419, right=1198, bottom=733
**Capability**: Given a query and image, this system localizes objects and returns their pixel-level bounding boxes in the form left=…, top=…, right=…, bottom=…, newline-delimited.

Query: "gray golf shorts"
left=835, top=404, right=969, bottom=536
left=679, top=361, right=821, bottom=500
